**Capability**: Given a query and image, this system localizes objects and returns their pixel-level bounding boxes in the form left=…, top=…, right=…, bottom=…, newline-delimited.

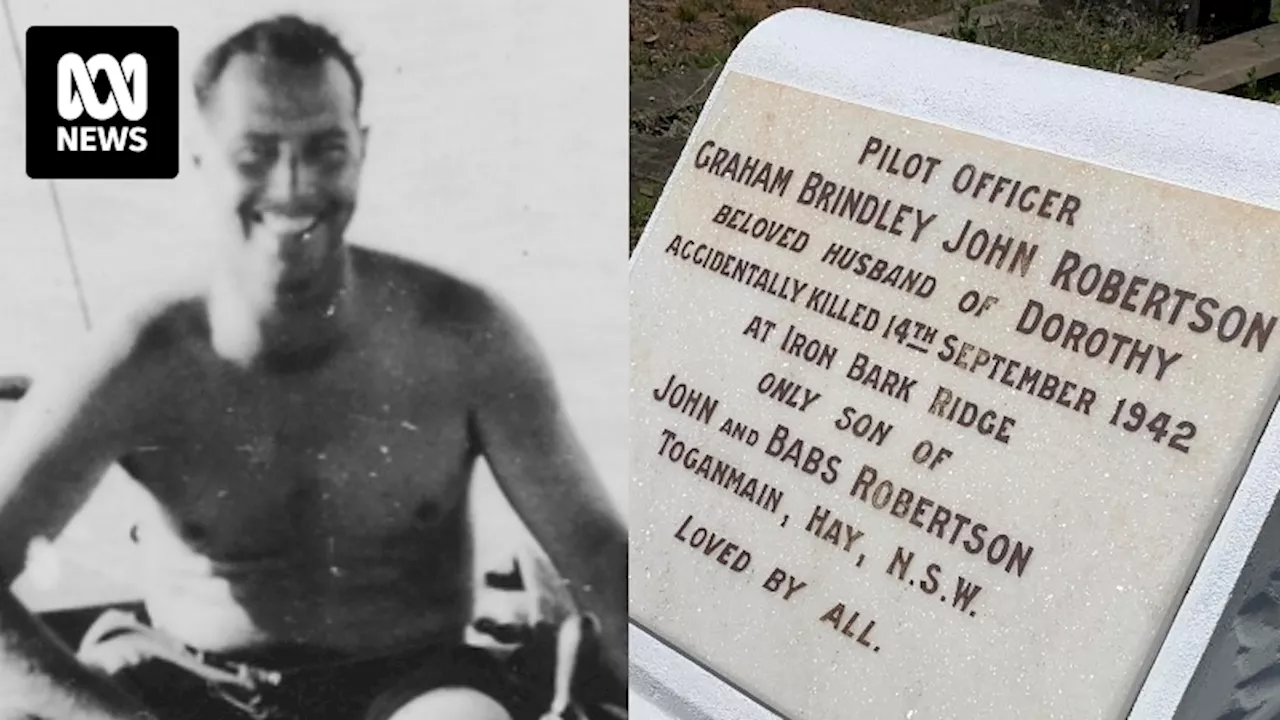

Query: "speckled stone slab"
left=629, top=64, right=1280, bottom=720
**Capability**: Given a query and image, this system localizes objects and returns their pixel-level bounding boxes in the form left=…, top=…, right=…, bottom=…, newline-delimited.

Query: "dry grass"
left=631, top=0, right=966, bottom=82
left=948, top=4, right=1198, bottom=74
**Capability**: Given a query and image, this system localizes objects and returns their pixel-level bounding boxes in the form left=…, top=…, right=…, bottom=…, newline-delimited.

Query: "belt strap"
left=78, top=609, right=285, bottom=718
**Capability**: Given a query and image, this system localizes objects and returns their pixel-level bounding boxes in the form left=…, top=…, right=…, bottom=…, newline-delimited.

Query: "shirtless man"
left=0, top=14, right=625, bottom=720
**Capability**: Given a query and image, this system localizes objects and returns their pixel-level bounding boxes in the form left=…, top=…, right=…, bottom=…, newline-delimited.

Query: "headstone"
left=629, top=9, right=1280, bottom=720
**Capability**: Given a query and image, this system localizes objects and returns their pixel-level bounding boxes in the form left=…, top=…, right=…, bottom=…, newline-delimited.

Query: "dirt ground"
left=631, top=0, right=963, bottom=81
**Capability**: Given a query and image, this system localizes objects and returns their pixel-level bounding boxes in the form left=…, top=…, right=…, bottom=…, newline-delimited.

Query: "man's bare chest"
left=124, top=346, right=478, bottom=556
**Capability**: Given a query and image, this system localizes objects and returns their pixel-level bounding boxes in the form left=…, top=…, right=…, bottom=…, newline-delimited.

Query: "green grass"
left=688, top=48, right=733, bottom=71
left=947, top=5, right=1198, bottom=74
left=630, top=183, right=661, bottom=250
left=675, top=2, right=700, bottom=22
left=631, top=105, right=700, bottom=138
left=725, top=8, right=759, bottom=42
left=1236, top=70, right=1280, bottom=104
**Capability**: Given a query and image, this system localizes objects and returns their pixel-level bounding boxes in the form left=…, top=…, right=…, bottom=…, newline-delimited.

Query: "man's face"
left=196, top=54, right=366, bottom=300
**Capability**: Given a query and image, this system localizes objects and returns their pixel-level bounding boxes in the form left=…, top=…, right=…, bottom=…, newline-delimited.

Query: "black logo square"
left=26, top=26, right=179, bottom=180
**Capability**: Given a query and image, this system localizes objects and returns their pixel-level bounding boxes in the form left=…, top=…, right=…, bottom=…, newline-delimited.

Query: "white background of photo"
left=0, top=0, right=627, bottom=610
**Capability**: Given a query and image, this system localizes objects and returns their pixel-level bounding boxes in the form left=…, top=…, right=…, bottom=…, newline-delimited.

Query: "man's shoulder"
left=23, top=287, right=209, bottom=417
left=351, top=245, right=510, bottom=334
left=103, top=286, right=212, bottom=367
left=349, top=246, right=543, bottom=382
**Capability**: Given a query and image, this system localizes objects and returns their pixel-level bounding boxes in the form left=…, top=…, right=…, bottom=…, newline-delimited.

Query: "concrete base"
left=1131, top=21, right=1280, bottom=91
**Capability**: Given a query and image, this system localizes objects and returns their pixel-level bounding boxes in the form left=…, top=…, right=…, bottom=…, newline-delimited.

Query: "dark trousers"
left=114, top=642, right=526, bottom=720
left=40, top=604, right=543, bottom=720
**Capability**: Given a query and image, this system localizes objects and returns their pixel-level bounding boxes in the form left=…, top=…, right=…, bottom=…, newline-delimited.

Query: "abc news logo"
left=57, top=52, right=149, bottom=153
left=27, top=26, right=178, bottom=179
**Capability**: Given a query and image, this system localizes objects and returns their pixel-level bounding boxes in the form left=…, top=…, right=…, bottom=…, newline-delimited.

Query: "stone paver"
left=1131, top=21, right=1280, bottom=92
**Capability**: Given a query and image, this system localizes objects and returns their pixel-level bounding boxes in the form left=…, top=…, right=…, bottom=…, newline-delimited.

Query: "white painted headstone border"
left=628, top=8, right=1280, bottom=719
left=630, top=623, right=780, bottom=720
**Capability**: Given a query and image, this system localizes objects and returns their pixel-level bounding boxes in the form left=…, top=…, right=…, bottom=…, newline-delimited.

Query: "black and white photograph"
left=0, top=2, right=628, bottom=718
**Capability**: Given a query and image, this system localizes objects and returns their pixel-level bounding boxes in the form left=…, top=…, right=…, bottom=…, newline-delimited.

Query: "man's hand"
left=0, top=314, right=164, bottom=720
left=468, top=295, right=628, bottom=689
left=0, top=593, right=158, bottom=720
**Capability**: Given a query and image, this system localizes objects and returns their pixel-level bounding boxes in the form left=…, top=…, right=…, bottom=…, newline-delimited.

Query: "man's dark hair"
left=193, top=14, right=363, bottom=114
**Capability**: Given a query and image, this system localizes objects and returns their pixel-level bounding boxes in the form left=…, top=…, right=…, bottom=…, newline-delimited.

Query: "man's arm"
left=467, top=295, right=628, bottom=684
left=0, top=319, right=161, bottom=719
